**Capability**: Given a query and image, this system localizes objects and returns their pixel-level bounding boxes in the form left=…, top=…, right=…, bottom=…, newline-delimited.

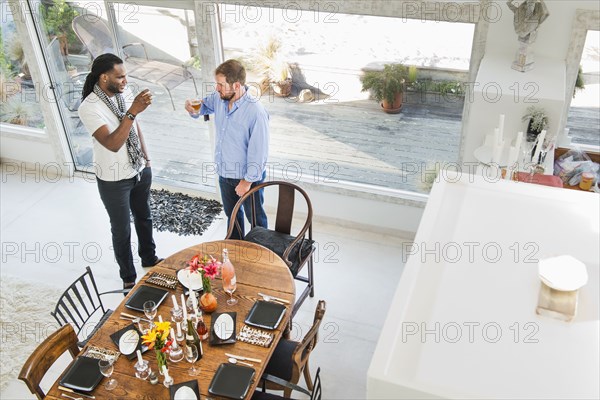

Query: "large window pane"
left=0, top=4, right=45, bottom=129
left=34, top=0, right=96, bottom=166
left=220, top=4, right=473, bottom=193
left=111, top=3, right=212, bottom=191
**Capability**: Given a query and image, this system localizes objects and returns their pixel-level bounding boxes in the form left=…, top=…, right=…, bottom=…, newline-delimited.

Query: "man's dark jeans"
left=97, top=167, right=156, bottom=283
left=219, top=173, right=268, bottom=240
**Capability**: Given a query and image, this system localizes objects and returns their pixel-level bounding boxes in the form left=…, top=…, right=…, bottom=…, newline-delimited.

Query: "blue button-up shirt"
left=200, top=89, right=269, bottom=182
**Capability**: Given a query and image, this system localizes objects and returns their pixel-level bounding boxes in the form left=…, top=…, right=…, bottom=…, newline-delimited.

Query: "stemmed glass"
left=519, top=140, right=536, bottom=173
left=222, top=261, right=238, bottom=306
left=99, top=359, right=118, bottom=390
left=143, top=300, right=157, bottom=329
left=184, top=344, right=201, bottom=376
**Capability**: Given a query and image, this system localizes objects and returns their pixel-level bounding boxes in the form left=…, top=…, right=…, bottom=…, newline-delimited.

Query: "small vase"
left=200, top=292, right=218, bottom=313
left=156, top=349, right=168, bottom=375
left=199, top=275, right=217, bottom=312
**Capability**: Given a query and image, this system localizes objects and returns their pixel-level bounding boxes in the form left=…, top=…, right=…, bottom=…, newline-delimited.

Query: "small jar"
left=579, top=172, right=594, bottom=191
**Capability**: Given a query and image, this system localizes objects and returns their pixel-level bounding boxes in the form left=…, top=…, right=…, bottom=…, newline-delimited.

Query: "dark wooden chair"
left=18, top=324, right=80, bottom=399
left=50, top=266, right=128, bottom=348
left=225, top=181, right=315, bottom=316
left=254, top=367, right=322, bottom=400
left=260, top=300, right=326, bottom=398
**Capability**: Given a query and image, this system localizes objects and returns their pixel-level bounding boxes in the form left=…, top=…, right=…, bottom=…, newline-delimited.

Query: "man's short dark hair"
left=215, top=59, right=246, bottom=86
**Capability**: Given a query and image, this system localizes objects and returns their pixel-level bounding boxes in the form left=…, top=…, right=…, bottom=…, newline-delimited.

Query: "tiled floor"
left=0, top=164, right=410, bottom=399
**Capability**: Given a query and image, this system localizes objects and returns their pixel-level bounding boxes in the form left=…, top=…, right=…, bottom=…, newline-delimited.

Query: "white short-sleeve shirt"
left=78, top=86, right=143, bottom=181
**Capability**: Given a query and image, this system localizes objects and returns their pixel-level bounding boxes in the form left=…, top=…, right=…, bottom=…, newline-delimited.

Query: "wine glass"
left=99, top=359, right=118, bottom=390
left=143, top=300, right=157, bottom=328
left=222, top=261, right=238, bottom=306
left=184, top=344, right=200, bottom=376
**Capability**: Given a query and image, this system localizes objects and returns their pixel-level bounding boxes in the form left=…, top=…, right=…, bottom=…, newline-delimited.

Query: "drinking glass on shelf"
left=184, top=344, right=201, bottom=376
left=519, top=140, right=536, bottom=172
left=99, top=359, right=118, bottom=390
left=221, top=251, right=238, bottom=306
left=143, top=300, right=157, bottom=328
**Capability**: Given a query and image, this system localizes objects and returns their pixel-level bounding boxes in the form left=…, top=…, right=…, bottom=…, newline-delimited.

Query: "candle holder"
left=171, top=308, right=185, bottom=342
left=134, top=359, right=150, bottom=380
left=168, top=339, right=184, bottom=363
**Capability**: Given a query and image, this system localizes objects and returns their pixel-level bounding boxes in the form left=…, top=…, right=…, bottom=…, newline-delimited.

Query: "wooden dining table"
left=45, top=239, right=295, bottom=400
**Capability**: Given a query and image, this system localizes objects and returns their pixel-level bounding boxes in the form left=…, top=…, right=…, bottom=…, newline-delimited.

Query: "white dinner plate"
left=538, top=255, right=588, bottom=291
left=118, top=329, right=139, bottom=356
left=177, top=269, right=203, bottom=291
left=174, top=386, right=198, bottom=400
left=214, top=313, right=235, bottom=340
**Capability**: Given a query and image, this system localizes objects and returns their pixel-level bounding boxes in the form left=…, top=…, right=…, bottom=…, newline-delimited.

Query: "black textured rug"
left=150, top=189, right=222, bottom=236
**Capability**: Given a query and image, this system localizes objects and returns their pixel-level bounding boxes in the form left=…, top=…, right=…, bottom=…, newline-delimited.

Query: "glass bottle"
left=195, top=310, right=209, bottom=341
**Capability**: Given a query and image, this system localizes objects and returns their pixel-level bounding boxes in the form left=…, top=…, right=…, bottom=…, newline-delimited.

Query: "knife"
left=225, top=353, right=262, bottom=363
left=58, top=385, right=96, bottom=399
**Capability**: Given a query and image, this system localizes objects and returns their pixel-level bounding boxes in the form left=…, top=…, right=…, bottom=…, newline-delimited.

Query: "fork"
left=258, top=292, right=290, bottom=304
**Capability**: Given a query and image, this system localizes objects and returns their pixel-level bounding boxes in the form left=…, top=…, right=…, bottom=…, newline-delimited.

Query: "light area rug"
left=0, top=274, right=62, bottom=392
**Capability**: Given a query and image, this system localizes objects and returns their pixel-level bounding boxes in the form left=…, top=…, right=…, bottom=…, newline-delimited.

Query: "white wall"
left=462, top=0, right=599, bottom=164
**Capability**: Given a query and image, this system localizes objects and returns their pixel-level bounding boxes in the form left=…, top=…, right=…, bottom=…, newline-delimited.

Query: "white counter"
left=367, top=174, right=599, bottom=399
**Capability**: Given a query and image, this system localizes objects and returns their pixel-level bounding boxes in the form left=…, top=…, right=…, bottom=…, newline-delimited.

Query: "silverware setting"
left=148, top=275, right=177, bottom=285
left=58, top=386, right=95, bottom=399
left=225, top=352, right=262, bottom=363
left=120, top=312, right=152, bottom=323
left=258, top=292, right=290, bottom=304
left=61, top=394, right=82, bottom=400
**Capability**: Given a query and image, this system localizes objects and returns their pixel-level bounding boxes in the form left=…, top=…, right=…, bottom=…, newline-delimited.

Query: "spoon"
left=228, top=357, right=253, bottom=367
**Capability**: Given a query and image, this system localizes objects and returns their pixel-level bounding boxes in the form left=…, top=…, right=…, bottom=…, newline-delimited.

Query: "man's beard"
left=220, top=92, right=235, bottom=101
left=106, top=81, right=123, bottom=95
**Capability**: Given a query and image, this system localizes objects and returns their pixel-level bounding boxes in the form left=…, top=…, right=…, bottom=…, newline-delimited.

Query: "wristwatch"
left=125, top=111, right=136, bottom=120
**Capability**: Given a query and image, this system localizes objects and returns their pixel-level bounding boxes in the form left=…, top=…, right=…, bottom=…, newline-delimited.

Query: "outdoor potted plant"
left=360, top=63, right=409, bottom=114
left=249, top=37, right=292, bottom=97
left=42, top=0, right=79, bottom=56
left=522, top=105, right=548, bottom=142
left=573, top=65, right=585, bottom=98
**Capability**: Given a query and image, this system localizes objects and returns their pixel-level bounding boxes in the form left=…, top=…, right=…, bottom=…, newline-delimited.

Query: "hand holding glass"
left=99, top=359, right=118, bottom=390
left=189, top=99, right=201, bottom=119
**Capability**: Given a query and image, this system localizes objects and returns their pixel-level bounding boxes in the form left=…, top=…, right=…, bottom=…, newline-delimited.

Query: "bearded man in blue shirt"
left=185, top=59, right=269, bottom=239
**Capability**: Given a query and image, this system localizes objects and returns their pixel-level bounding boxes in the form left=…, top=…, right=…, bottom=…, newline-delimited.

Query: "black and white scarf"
left=93, top=84, right=144, bottom=172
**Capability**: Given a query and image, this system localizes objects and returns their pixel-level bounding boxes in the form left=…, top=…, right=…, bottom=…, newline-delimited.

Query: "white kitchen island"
left=367, top=173, right=599, bottom=399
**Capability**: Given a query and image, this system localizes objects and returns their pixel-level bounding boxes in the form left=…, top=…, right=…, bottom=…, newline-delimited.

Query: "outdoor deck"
left=131, top=78, right=464, bottom=194
left=70, top=77, right=598, bottom=195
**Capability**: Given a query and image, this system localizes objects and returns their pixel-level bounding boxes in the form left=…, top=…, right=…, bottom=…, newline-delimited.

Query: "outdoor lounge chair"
left=72, top=15, right=198, bottom=110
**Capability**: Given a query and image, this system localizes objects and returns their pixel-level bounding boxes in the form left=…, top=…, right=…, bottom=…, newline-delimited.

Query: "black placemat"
left=170, top=379, right=200, bottom=399
left=208, top=363, right=255, bottom=400
left=209, top=312, right=237, bottom=345
left=244, top=300, right=286, bottom=330
left=125, top=285, right=169, bottom=312
left=58, top=356, right=103, bottom=392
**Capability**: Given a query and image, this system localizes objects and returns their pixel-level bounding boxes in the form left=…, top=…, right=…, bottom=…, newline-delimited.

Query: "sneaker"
left=123, top=281, right=135, bottom=290
left=142, top=257, right=165, bottom=268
